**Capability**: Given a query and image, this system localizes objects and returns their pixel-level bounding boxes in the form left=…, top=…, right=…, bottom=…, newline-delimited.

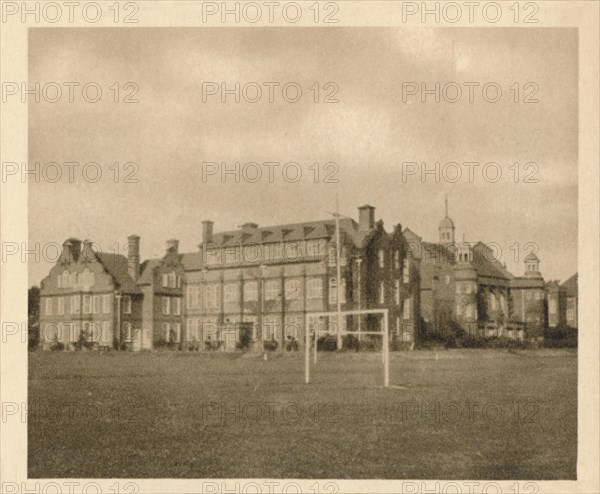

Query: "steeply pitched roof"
left=137, top=252, right=204, bottom=283
left=422, top=241, right=455, bottom=263
left=181, top=252, right=203, bottom=271
left=511, top=277, right=545, bottom=289
left=472, top=242, right=514, bottom=281
left=95, top=253, right=142, bottom=294
left=137, top=259, right=161, bottom=285
left=561, top=273, right=578, bottom=297
left=208, top=217, right=366, bottom=248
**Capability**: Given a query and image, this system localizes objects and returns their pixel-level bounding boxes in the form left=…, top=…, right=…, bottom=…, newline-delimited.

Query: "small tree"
left=237, top=323, right=253, bottom=351
left=28, top=286, right=40, bottom=350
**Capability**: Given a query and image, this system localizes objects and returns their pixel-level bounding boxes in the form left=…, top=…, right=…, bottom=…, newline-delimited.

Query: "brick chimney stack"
left=166, top=239, right=179, bottom=254
left=127, top=235, right=140, bottom=281
left=62, top=238, right=82, bottom=263
left=202, top=220, right=214, bottom=244
left=358, top=205, right=375, bottom=231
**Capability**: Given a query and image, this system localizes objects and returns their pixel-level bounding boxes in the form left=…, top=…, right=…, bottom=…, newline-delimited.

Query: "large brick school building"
left=38, top=203, right=577, bottom=350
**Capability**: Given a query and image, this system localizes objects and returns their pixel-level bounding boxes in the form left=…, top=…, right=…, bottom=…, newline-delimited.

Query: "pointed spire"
left=445, top=194, right=448, bottom=218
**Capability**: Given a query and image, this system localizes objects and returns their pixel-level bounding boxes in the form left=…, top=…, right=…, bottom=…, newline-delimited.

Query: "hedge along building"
left=38, top=205, right=420, bottom=350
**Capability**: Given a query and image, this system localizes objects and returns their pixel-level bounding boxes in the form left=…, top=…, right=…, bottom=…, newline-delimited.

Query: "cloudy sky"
left=29, top=27, right=577, bottom=284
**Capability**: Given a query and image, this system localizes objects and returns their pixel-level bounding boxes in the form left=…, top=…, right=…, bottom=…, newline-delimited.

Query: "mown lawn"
left=28, top=349, right=577, bottom=479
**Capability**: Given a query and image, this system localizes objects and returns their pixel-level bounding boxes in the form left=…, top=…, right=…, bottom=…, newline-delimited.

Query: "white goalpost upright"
left=304, top=308, right=390, bottom=387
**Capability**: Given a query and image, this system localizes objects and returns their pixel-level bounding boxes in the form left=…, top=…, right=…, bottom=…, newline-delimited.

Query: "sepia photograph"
left=1, top=2, right=599, bottom=493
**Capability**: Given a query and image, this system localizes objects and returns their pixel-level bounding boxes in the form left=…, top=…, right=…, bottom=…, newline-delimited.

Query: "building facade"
left=39, top=205, right=420, bottom=350
left=546, top=273, right=578, bottom=330
left=38, top=238, right=142, bottom=350
left=403, top=201, right=571, bottom=340
left=38, top=202, right=577, bottom=350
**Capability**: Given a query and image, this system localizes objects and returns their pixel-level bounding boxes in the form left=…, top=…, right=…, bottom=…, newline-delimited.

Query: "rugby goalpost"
left=304, top=308, right=389, bottom=387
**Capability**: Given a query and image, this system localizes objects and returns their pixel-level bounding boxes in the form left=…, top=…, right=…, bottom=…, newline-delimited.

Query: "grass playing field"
left=28, top=348, right=577, bottom=479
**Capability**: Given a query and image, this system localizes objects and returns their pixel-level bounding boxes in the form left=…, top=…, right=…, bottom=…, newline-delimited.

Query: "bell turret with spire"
left=439, top=195, right=455, bottom=244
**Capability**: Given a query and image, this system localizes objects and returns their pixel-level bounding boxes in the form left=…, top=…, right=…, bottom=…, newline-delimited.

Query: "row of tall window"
left=204, top=243, right=410, bottom=272
left=377, top=249, right=407, bottom=274
left=161, top=296, right=181, bottom=315
left=187, top=276, right=410, bottom=310
left=455, top=288, right=542, bottom=308
left=44, top=294, right=131, bottom=315
left=188, top=278, right=330, bottom=309
left=205, top=240, right=328, bottom=265
left=57, top=269, right=96, bottom=289
left=456, top=283, right=477, bottom=294
left=185, top=316, right=306, bottom=342
left=161, top=271, right=182, bottom=288
left=550, top=299, right=573, bottom=320
left=163, top=322, right=182, bottom=342
left=488, top=293, right=506, bottom=311
left=456, top=292, right=509, bottom=316
left=43, top=321, right=134, bottom=343
left=378, top=280, right=407, bottom=309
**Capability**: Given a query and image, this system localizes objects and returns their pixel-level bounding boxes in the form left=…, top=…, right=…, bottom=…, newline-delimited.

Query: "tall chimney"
left=127, top=235, right=140, bottom=281
left=358, top=205, right=375, bottom=231
left=81, top=239, right=96, bottom=263
left=61, top=238, right=81, bottom=264
left=166, top=239, right=179, bottom=254
left=202, top=220, right=214, bottom=244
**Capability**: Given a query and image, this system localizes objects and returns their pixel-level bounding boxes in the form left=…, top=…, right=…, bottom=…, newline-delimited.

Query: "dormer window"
left=285, top=242, right=300, bottom=259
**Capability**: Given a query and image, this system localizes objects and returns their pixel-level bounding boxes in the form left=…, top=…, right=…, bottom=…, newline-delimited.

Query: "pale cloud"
left=28, top=27, right=577, bottom=284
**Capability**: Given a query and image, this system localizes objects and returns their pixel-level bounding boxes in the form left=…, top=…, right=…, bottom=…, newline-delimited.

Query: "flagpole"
left=335, top=193, right=342, bottom=350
